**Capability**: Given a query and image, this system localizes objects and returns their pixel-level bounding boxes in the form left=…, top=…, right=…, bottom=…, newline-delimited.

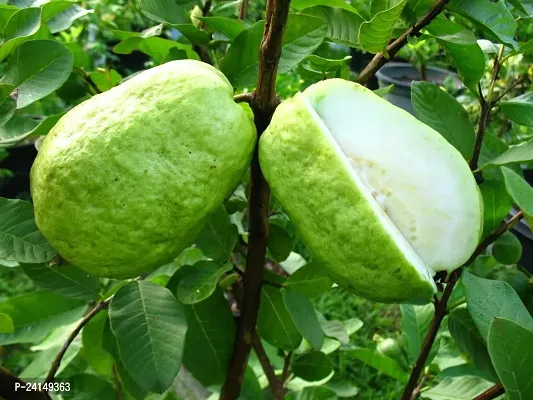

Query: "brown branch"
left=239, top=0, right=248, bottom=20
left=0, top=366, right=51, bottom=400
left=470, top=46, right=505, bottom=170
left=220, top=0, right=290, bottom=397
left=45, top=301, right=109, bottom=384
left=281, top=351, right=292, bottom=384
left=473, top=383, right=505, bottom=400
left=493, top=76, right=529, bottom=104
left=400, top=211, right=523, bottom=400
left=356, top=0, right=450, bottom=86
left=233, top=93, right=254, bottom=104
left=252, top=334, right=284, bottom=399
left=113, top=363, right=123, bottom=400
left=410, top=374, right=428, bottom=400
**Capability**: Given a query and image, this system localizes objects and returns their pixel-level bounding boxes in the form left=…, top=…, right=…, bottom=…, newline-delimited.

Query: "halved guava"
left=259, top=79, right=482, bottom=303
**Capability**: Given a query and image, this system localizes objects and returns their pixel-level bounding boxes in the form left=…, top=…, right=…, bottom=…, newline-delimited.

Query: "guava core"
left=31, top=60, right=256, bottom=278
left=259, top=79, right=482, bottom=303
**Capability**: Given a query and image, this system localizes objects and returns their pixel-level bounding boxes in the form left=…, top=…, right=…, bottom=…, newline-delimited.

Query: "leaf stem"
left=356, top=0, right=450, bottom=86
left=44, top=300, right=109, bottom=384
left=473, top=383, right=505, bottom=400
left=252, top=334, right=284, bottom=398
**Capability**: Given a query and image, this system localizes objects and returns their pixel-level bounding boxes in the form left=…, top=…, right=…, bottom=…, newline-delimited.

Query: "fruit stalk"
left=220, top=0, right=291, bottom=397
left=356, top=0, right=451, bottom=86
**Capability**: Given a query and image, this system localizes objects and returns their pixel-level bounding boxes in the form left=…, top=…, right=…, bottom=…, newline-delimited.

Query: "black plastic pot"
left=375, top=62, right=462, bottom=114
left=0, top=141, right=37, bottom=200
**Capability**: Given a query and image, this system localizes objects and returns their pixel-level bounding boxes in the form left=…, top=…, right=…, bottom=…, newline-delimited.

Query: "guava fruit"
left=31, top=60, right=256, bottom=278
left=259, top=79, right=482, bottom=303
left=377, top=338, right=408, bottom=369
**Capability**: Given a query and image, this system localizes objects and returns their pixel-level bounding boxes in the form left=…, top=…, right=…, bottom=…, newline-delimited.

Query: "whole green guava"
left=31, top=60, right=256, bottom=278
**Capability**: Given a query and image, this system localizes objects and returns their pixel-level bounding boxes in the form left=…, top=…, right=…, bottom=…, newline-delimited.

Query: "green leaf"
left=47, top=4, right=92, bottom=34
left=507, top=0, right=533, bottom=17
left=241, top=367, right=263, bottom=399
left=347, top=348, right=408, bottom=381
left=491, top=231, right=522, bottom=265
left=400, top=303, right=434, bottom=363
left=176, top=260, right=232, bottom=304
left=258, top=285, right=302, bottom=351
left=479, top=133, right=523, bottom=181
left=196, top=205, right=238, bottom=261
left=173, top=23, right=211, bottom=45
left=61, top=374, right=116, bottom=400
left=448, top=0, right=517, bottom=48
left=64, top=43, right=90, bottom=68
left=292, top=351, right=333, bottom=381
left=479, top=180, right=513, bottom=240
left=0, top=291, right=85, bottom=345
left=82, top=311, right=114, bottom=375
left=292, top=0, right=361, bottom=13
left=282, top=289, right=324, bottom=351
left=426, top=17, right=485, bottom=93
left=183, top=288, right=236, bottom=386
left=303, top=55, right=351, bottom=74
left=197, top=16, right=246, bottom=40
left=161, top=47, right=188, bottom=63
left=359, top=0, right=408, bottom=53
left=0, top=313, right=14, bottom=333
left=287, top=386, right=338, bottom=400
left=0, top=113, right=63, bottom=148
left=300, top=6, right=364, bottom=48
left=462, top=270, right=533, bottom=341
left=325, top=381, right=359, bottom=398
left=89, top=69, right=122, bottom=92
left=500, top=92, right=533, bottom=128
left=0, top=5, right=19, bottom=32
left=0, top=197, right=57, bottom=263
left=501, top=166, right=533, bottom=227
left=286, top=262, right=333, bottom=297
left=487, top=318, right=533, bottom=400
left=0, top=7, right=42, bottom=63
left=109, top=281, right=188, bottom=393
left=267, top=223, right=293, bottom=262
left=318, top=315, right=349, bottom=344
left=448, top=308, right=498, bottom=382
left=411, top=81, right=475, bottom=160
left=114, top=36, right=198, bottom=64
left=140, top=0, right=199, bottom=24
left=482, top=137, right=533, bottom=169
left=421, top=376, right=493, bottom=399
left=373, top=84, right=395, bottom=97
left=0, top=84, right=16, bottom=126
left=2, top=40, right=73, bottom=109
left=277, top=14, right=327, bottom=74
left=118, top=360, right=148, bottom=400
left=21, top=263, right=100, bottom=301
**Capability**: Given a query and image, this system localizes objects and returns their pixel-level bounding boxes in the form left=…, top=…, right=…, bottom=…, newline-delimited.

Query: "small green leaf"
left=422, top=376, right=493, bottom=399
left=161, top=47, right=188, bottom=64
left=501, top=166, right=533, bottom=227
left=82, top=311, right=114, bottom=375
left=318, top=314, right=349, bottom=344
left=89, top=69, right=122, bottom=92
left=287, top=262, right=333, bottom=297
left=21, top=263, right=100, bottom=301
left=479, top=180, right=513, bottom=240
left=0, top=313, right=14, bottom=334
left=359, top=0, right=407, bottom=53
left=282, top=289, right=324, bottom=351
left=113, top=36, right=198, bottom=64
left=325, top=381, right=359, bottom=398
left=347, top=348, right=408, bottom=381
left=292, top=351, right=333, bottom=381
left=462, top=270, right=533, bottom=341
left=267, top=223, right=293, bottom=262
left=140, top=0, right=200, bottom=25
left=258, top=285, right=302, bottom=351
left=0, top=7, right=42, bottom=63
left=448, top=0, right=517, bottom=48
left=173, top=23, right=211, bottom=45
left=482, top=137, right=533, bottom=169
left=196, top=205, right=238, bottom=262
left=400, top=303, right=434, bottom=363
left=411, top=81, right=475, bottom=160
left=373, top=84, right=395, bottom=97
left=47, top=4, right=92, bottom=34
left=292, top=0, right=361, bottom=13
left=0, top=198, right=57, bottom=263
left=500, top=92, right=533, bottom=128
left=176, top=260, right=232, bottom=304
left=287, top=386, right=338, bottom=400
left=448, top=308, right=498, bottom=381
left=488, top=318, right=533, bottom=399
left=300, top=6, right=364, bottom=48
left=491, top=231, right=522, bottom=265
left=64, top=43, right=90, bottom=69
left=109, top=281, right=188, bottom=393
left=0, top=113, right=63, bottom=148
left=198, top=16, right=246, bottom=40
left=183, top=288, right=236, bottom=386
left=2, top=40, right=73, bottom=109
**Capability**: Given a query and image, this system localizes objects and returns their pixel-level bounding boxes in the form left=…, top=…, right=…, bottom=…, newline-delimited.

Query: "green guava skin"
left=31, top=60, right=256, bottom=278
left=259, top=79, right=481, bottom=303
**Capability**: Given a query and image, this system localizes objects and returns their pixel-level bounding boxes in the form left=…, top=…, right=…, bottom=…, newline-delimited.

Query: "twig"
left=45, top=301, right=109, bottom=384
left=113, top=363, right=123, bottom=400
left=0, top=366, right=51, bottom=400
left=410, top=374, right=428, bottom=400
left=356, top=0, right=450, bottom=85
left=74, top=67, right=101, bottom=95
left=233, top=93, right=254, bottom=104
left=400, top=211, right=523, bottom=400
left=473, top=383, right=505, bottom=400
left=469, top=45, right=505, bottom=171
left=239, top=0, right=248, bottom=20
left=220, top=0, right=291, bottom=397
left=281, top=351, right=292, bottom=384
left=493, top=75, right=529, bottom=104
left=252, top=334, right=284, bottom=399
